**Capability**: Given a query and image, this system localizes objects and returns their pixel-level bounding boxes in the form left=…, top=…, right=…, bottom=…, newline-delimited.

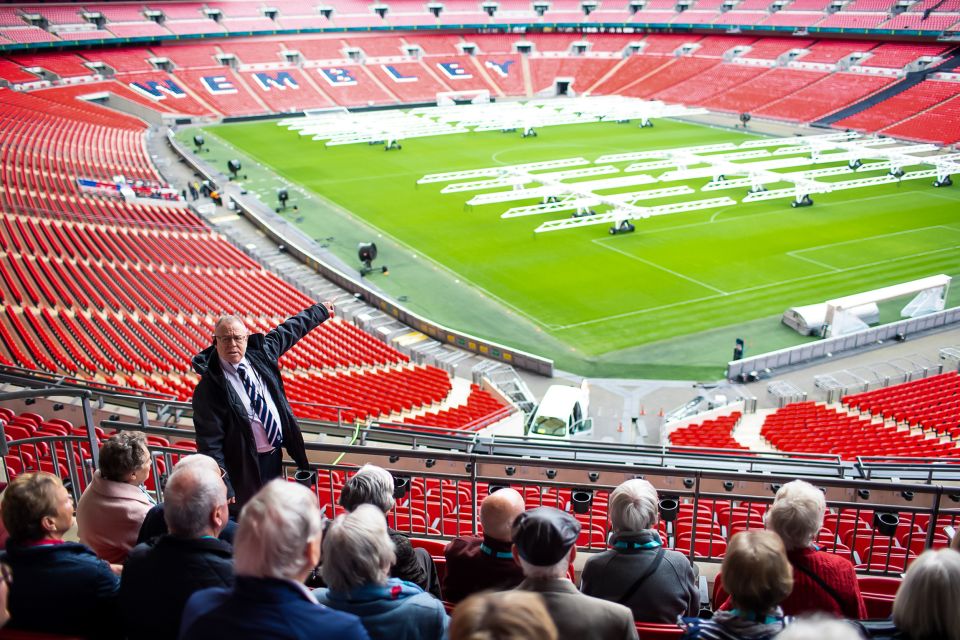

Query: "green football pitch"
left=186, top=117, right=960, bottom=379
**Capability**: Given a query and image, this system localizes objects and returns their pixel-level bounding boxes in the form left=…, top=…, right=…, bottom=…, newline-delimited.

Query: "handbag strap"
left=792, top=560, right=844, bottom=609
left=617, top=546, right=666, bottom=604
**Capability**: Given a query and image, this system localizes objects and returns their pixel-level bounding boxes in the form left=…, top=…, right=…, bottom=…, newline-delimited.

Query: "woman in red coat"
left=765, top=479, right=867, bottom=619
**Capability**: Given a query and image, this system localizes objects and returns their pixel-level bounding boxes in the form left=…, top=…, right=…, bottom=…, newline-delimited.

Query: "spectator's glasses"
left=215, top=334, right=248, bottom=344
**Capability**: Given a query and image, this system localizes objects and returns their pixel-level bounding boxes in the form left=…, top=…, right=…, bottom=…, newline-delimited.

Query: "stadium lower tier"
left=2, top=404, right=956, bottom=583
left=670, top=373, right=960, bottom=460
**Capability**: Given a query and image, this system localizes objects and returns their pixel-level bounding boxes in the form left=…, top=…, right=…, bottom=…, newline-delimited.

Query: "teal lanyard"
left=730, top=609, right=783, bottom=625
left=612, top=539, right=662, bottom=550
left=480, top=543, right=514, bottom=559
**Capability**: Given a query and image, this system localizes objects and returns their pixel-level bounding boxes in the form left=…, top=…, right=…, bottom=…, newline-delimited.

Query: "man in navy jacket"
left=180, top=479, right=368, bottom=640
left=2, top=472, right=121, bottom=638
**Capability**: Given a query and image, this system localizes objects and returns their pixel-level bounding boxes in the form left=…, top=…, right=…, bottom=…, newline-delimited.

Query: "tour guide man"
left=191, top=301, right=333, bottom=507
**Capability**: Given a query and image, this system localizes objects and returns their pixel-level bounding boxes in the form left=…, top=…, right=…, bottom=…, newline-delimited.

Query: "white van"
left=525, top=382, right=592, bottom=439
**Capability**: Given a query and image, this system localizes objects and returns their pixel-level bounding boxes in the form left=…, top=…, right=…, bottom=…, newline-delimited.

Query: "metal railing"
left=3, top=378, right=960, bottom=575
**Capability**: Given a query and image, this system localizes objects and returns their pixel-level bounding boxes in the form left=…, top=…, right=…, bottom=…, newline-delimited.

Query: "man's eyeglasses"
left=215, top=334, right=248, bottom=344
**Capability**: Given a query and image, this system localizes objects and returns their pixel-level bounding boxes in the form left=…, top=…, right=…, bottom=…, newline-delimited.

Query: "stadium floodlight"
left=358, top=242, right=378, bottom=276
left=227, top=159, right=242, bottom=180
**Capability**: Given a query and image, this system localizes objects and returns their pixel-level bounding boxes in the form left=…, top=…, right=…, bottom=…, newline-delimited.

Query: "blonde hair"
left=721, top=531, right=793, bottom=614
left=233, top=480, right=322, bottom=580
left=1, top=472, right=64, bottom=543
left=450, top=591, right=558, bottom=640
left=893, top=549, right=960, bottom=640
left=766, top=480, right=826, bottom=550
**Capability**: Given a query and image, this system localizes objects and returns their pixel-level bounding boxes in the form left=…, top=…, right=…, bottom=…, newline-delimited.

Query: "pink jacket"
left=76, top=470, right=154, bottom=564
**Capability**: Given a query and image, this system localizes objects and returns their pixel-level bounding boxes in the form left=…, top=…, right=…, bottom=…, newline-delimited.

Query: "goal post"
left=436, top=89, right=491, bottom=107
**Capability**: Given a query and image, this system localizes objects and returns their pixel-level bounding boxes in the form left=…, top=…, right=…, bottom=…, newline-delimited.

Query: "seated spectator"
left=1, top=472, right=121, bottom=638
left=315, top=504, right=449, bottom=640
left=340, top=464, right=440, bottom=597
left=443, top=487, right=525, bottom=603
left=580, top=479, right=699, bottom=622
left=681, top=531, right=792, bottom=640
left=450, top=591, right=557, bottom=640
left=180, top=479, right=368, bottom=640
left=137, top=501, right=237, bottom=545
left=857, top=548, right=960, bottom=640
left=765, top=480, right=865, bottom=619
left=511, top=507, right=638, bottom=640
left=76, top=431, right=155, bottom=563
left=120, top=454, right=233, bottom=640
left=777, top=616, right=862, bottom=640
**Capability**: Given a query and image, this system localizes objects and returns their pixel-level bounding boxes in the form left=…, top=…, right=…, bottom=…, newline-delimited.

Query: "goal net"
left=436, top=89, right=491, bottom=107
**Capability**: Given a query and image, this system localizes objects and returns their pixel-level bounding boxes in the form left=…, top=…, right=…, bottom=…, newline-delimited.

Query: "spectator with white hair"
left=764, top=480, right=865, bottom=619
left=855, top=548, right=960, bottom=640
left=179, top=480, right=368, bottom=640
left=315, top=504, right=449, bottom=640
left=119, top=454, right=234, bottom=640
left=681, top=531, right=793, bottom=640
left=580, top=479, right=699, bottom=622
left=339, top=464, right=440, bottom=597
left=512, top=507, right=638, bottom=640
left=776, top=616, right=863, bottom=640
left=443, top=486, right=526, bottom=603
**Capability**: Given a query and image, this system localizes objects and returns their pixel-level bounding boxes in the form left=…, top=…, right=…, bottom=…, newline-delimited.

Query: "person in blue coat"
left=315, top=504, right=449, bottom=640
left=180, top=480, right=368, bottom=640
left=1, top=472, right=121, bottom=638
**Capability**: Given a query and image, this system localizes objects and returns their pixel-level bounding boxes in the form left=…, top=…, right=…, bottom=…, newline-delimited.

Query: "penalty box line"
left=558, top=240, right=960, bottom=332
left=787, top=225, right=960, bottom=272
left=591, top=238, right=729, bottom=295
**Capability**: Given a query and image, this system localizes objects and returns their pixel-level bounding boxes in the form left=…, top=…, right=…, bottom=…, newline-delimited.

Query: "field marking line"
left=556, top=243, right=960, bottom=331
left=203, top=130, right=565, bottom=332
left=786, top=252, right=842, bottom=272
left=789, top=225, right=960, bottom=255
left=591, top=239, right=729, bottom=295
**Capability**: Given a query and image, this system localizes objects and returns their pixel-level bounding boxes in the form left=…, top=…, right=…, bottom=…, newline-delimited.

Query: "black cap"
left=511, top=506, right=581, bottom=566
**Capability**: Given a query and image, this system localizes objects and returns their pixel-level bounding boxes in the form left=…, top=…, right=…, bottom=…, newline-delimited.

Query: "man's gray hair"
left=339, top=464, right=396, bottom=513
left=609, top=479, right=659, bottom=532
left=775, top=616, right=862, bottom=640
left=893, top=548, right=960, bottom=640
left=765, top=479, right=826, bottom=550
left=518, top=552, right=571, bottom=581
left=321, top=504, right=397, bottom=592
left=213, top=315, right=246, bottom=333
left=163, top=454, right=227, bottom=538
left=233, top=480, right=322, bottom=580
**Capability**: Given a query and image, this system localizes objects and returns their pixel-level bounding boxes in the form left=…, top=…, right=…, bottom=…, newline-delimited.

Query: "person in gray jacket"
left=513, top=507, right=638, bottom=640
left=580, top=479, right=699, bottom=622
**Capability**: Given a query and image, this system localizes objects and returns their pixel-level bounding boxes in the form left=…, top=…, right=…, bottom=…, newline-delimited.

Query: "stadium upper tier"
left=1, top=0, right=960, bottom=44
left=0, top=85, right=511, bottom=429
left=1, top=34, right=958, bottom=143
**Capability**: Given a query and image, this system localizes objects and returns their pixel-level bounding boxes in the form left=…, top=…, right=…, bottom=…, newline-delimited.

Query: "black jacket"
left=136, top=503, right=238, bottom=545
left=191, top=303, right=329, bottom=506
left=3, top=540, right=120, bottom=639
left=120, top=535, right=234, bottom=640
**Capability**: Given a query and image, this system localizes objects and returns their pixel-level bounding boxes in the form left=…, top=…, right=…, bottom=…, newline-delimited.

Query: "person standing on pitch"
left=191, top=300, right=334, bottom=508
